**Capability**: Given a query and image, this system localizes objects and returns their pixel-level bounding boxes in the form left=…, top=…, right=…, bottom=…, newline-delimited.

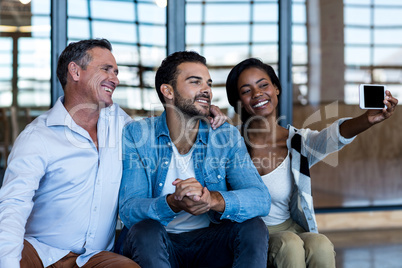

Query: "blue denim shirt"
left=119, top=112, right=270, bottom=229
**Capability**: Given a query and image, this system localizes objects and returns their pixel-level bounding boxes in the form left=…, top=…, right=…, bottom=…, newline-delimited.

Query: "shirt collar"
left=156, top=111, right=209, bottom=145
left=46, top=96, right=113, bottom=128
left=46, top=96, right=71, bottom=127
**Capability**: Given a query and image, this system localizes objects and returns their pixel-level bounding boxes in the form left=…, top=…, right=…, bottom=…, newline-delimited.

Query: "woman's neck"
left=245, top=116, right=280, bottom=144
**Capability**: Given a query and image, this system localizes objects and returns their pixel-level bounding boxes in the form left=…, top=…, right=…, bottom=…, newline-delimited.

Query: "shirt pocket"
left=204, top=169, right=226, bottom=185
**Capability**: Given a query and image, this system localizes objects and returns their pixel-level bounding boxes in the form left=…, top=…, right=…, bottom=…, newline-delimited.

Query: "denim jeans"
left=122, top=217, right=268, bottom=268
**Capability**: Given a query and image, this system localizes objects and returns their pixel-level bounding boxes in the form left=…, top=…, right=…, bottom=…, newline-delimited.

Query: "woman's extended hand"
left=366, top=90, right=398, bottom=125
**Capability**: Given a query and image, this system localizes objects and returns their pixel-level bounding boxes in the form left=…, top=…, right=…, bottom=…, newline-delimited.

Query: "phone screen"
left=364, top=85, right=384, bottom=108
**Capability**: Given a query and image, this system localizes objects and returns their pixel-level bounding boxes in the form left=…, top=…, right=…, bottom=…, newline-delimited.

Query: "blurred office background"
left=0, top=0, right=401, bottom=266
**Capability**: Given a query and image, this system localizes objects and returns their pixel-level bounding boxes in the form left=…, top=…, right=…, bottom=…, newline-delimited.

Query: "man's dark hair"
left=225, top=58, right=282, bottom=123
left=56, top=38, right=112, bottom=89
left=155, top=51, right=207, bottom=105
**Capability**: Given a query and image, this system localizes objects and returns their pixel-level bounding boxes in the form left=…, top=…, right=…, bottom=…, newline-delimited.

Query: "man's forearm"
left=210, top=191, right=225, bottom=213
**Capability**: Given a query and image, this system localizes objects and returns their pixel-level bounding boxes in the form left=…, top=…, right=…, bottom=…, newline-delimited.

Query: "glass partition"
left=0, top=0, right=51, bottom=170
left=293, top=0, right=402, bottom=209
left=0, top=0, right=51, bottom=108
left=185, top=0, right=279, bottom=118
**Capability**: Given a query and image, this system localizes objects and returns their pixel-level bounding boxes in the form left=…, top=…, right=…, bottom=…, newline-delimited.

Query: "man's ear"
left=161, top=84, right=173, bottom=101
left=68, top=62, right=80, bottom=81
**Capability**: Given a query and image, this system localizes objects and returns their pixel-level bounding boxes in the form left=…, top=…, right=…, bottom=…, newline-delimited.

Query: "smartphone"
left=359, top=84, right=386, bottom=109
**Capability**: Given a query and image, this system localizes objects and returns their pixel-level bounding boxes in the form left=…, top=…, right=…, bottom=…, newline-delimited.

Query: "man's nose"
left=202, top=82, right=212, bottom=95
left=110, top=72, right=119, bottom=86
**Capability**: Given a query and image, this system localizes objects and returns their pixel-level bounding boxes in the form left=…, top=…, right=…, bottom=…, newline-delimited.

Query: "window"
left=185, top=0, right=280, bottom=114
left=67, top=0, right=167, bottom=111
left=344, top=0, right=402, bottom=104
left=0, top=0, right=51, bottom=108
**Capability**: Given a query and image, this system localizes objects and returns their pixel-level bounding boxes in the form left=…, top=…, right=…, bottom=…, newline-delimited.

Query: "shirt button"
left=165, top=161, right=168, bottom=165
left=159, top=183, right=163, bottom=187
left=308, top=217, right=312, bottom=220
left=226, top=215, right=230, bottom=218
left=94, top=207, right=97, bottom=212
left=217, top=175, right=221, bottom=179
left=167, top=142, right=171, bottom=146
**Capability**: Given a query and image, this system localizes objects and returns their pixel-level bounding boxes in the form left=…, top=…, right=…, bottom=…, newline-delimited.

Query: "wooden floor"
left=323, top=228, right=402, bottom=268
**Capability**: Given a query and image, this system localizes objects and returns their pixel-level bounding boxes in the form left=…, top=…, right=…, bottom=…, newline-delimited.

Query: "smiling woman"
left=237, top=67, right=280, bottom=122
left=225, top=57, right=398, bottom=268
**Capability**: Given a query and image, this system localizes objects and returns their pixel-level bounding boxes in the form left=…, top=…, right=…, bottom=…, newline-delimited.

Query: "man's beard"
left=174, top=89, right=210, bottom=118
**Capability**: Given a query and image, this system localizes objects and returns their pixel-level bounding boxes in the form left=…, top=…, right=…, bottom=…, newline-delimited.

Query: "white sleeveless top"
left=260, top=153, right=292, bottom=226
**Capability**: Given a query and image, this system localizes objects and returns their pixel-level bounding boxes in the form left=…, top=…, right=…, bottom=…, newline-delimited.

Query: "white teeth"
left=103, top=87, right=112, bottom=93
left=253, top=100, right=269, bottom=108
left=197, top=99, right=208, bottom=104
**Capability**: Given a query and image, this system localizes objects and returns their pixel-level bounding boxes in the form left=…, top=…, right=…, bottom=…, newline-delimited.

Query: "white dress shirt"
left=0, top=97, right=131, bottom=267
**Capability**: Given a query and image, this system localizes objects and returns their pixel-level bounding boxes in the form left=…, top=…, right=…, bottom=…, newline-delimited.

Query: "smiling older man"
left=0, top=39, right=139, bottom=268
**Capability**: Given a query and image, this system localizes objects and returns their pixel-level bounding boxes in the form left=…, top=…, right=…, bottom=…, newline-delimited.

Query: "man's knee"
left=126, top=220, right=165, bottom=244
left=86, top=251, right=140, bottom=268
left=236, top=217, right=269, bottom=246
left=123, top=220, right=167, bottom=256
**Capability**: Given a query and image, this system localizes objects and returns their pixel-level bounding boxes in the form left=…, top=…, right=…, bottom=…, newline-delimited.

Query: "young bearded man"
left=118, top=51, right=271, bottom=268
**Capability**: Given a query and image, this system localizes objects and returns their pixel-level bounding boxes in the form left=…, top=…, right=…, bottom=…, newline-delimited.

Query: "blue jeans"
left=121, top=217, right=268, bottom=268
